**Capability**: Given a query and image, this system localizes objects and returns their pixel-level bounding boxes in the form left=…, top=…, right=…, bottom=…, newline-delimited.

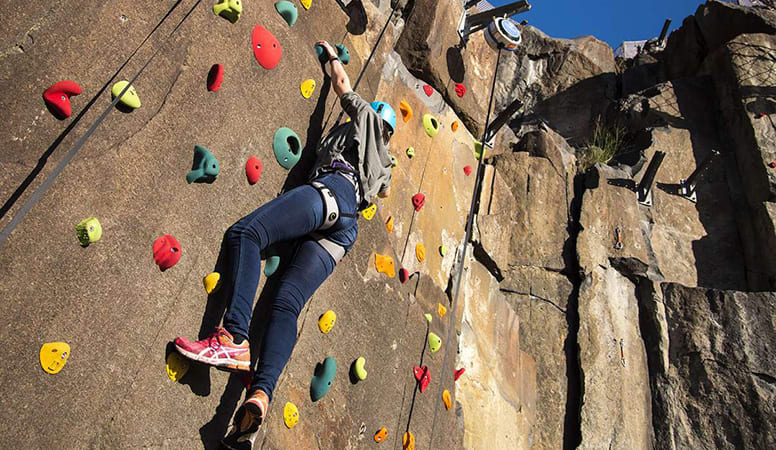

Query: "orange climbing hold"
left=451, top=120, right=459, bottom=132
left=403, top=431, right=415, bottom=450
left=375, top=253, right=396, bottom=278
left=442, top=389, right=452, bottom=410
left=437, top=303, right=447, bottom=317
left=415, top=243, right=426, bottom=262
left=386, top=216, right=394, bottom=233
left=374, top=427, right=387, bottom=443
left=399, top=100, right=412, bottom=122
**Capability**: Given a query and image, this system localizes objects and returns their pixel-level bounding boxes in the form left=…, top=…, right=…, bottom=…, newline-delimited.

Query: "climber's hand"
left=378, top=188, right=390, bottom=198
left=316, top=41, right=338, bottom=60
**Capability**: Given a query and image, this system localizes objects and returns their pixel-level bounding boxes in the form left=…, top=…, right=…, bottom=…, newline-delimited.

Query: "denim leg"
left=221, top=185, right=325, bottom=339
left=250, top=239, right=336, bottom=401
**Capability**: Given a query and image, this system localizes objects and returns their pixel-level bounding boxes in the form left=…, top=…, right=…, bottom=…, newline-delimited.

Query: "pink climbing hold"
left=454, top=83, right=466, bottom=98
left=43, top=80, right=82, bottom=119
left=252, top=25, right=282, bottom=70
left=207, top=64, right=224, bottom=92
left=463, top=165, right=472, bottom=176
left=412, top=193, right=425, bottom=212
left=454, top=367, right=465, bottom=381
left=245, top=156, right=263, bottom=184
left=413, top=365, right=430, bottom=392
left=153, top=235, right=182, bottom=271
left=399, top=268, right=409, bottom=284
left=423, top=84, right=433, bottom=97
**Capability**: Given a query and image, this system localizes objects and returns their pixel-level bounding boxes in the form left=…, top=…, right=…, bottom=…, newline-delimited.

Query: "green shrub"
left=579, top=117, right=626, bottom=170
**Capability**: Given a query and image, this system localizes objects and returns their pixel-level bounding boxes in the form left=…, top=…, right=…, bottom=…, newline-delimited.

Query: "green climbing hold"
left=75, top=217, right=102, bottom=247
left=335, top=43, right=350, bottom=65
left=311, top=356, right=337, bottom=401
left=439, top=244, right=447, bottom=256
left=474, top=140, right=485, bottom=160
left=111, top=80, right=141, bottom=109
left=391, top=155, right=398, bottom=168
left=186, top=145, right=220, bottom=184
left=424, top=313, right=432, bottom=323
left=263, top=246, right=280, bottom=276
left=213, top=0, right=242, bottom=23
left=274, top=1, right=297, bottom=26
left=406, top=146, right=415, bottom=158
left=273, top=127, right=302, bottom=170
left=422, top=114, right=439, bottom=138
left=428, top=332, right=441, bottom=353
left=352, top=356, right=367, bottom=381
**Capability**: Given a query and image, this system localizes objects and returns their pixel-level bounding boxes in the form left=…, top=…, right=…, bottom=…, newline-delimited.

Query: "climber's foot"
left=222, top=390, right=269, bottom=450
left=173, top=327, right=250, bottom=373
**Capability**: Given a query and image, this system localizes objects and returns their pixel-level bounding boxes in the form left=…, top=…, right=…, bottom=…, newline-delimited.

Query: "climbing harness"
left=309, top=173, right=359, bottom=263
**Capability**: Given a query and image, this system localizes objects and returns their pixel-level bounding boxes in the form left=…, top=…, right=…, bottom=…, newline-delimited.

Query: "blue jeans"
left=221, top=172, right=358, bottom=401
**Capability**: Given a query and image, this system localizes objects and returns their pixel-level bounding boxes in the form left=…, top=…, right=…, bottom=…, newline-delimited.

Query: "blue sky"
left=492, top=0, right=710, bottom=49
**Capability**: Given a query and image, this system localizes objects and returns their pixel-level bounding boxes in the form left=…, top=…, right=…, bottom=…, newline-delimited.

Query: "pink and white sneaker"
left=174, top=327, right=251, bottom=372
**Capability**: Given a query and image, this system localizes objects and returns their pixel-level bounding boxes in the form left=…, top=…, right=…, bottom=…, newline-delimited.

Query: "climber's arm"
left=317, top=41, right=352, bottom=98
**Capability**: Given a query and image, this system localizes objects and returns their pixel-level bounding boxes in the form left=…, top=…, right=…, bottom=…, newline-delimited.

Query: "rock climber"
left=173, top=40, right=395, bottom=448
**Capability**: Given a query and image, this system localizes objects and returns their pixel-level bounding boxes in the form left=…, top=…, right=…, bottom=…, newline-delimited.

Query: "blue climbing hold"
left=273, top=127, right=302, bottom=170
left=335, top=43, right=350, bottom=64
left=186, top=145, right=220, bottom=183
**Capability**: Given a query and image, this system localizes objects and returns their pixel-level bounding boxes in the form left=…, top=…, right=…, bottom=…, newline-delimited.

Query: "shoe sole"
left=174, top=345, right=251, bottom=373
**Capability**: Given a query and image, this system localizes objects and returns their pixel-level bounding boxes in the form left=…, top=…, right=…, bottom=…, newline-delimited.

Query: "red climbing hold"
left=153, top=235, right=182, bottom=271
left=423, top=84, right=433, bottom=97
left=43, top=80, right=82, bottom=119
left=463, top=165, right=472, bottom=176
left=454, top=367, right=465, bottom=381
left=412, top=193, right=425, bottom=212
left=252, top=25, right=282, bottom=70
left=769, top=162, right=776, bottom=169
left=413, top=365, right=430, bottom=392
left=207, top=64, right=224, bottom=92
left=399, top=268, right=409, bottom=283
left=756, top=112, right=766, bottom=119
left=454, top=83, right=466, bottom=98
left=245, top=156, right=263, bottom=184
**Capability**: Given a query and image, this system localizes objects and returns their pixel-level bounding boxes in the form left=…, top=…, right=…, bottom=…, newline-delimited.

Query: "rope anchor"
left=614, top=226, right=623, bottom=250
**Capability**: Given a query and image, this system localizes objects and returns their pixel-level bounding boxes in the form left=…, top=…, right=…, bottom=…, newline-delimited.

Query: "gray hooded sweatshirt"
left=310, top=92, right=392, bottom=209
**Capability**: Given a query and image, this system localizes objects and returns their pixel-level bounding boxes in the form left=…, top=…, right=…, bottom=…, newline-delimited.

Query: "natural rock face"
left=653, top=283, right=776, bottom=449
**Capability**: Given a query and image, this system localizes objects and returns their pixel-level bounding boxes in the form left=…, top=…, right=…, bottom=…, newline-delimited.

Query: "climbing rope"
left=426, top=45, right=504, bottom=449
left=0, top=0, right=202, bottom=245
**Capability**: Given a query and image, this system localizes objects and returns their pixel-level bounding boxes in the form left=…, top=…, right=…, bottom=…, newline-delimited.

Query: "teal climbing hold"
left=428, top=332, right=441, bottom=353
left=263, top=246, right=280, bottom=276
left=273, top=127, right=302, bottom=170
left=314, top=44, right=327, bottom=63
left=335, top=43, right=350, bottom=65
left=186, top=145, right=220, bottom=183
left=311, top=356, right=337, bottom=402
left=274, top=1, right=298, bottom=26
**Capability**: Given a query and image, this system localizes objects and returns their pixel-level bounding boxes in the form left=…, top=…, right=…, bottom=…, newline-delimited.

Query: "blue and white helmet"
left=370, top=101, right=397, bottom=134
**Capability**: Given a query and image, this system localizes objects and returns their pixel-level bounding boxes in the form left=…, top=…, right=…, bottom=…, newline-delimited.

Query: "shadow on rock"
left=446, top=46, right=465, bottom=84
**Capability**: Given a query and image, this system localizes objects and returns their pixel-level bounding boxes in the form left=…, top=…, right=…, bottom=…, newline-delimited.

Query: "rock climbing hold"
left=352, top=356, right=367, bottom=381
left=454, top=83, right=466, bottom=98
left=300, top=0, right=311, bottom=9
left=40, top=342, right=70, bottom=374
left=399, top=100, right=412, bottom=122
left=413, top=365, right=430, bottom=392
left=454, top=367, right=465, bottom=381
left=769, top=161, right=776, bottom=169
left=474, top=141, right=485, bottom=160
left=437, top=303, right=447, bottom=317
left=463, top=165, right=472, bottom=176
left=442, top=389, right=452, bottom=410
left=428, top=332, right=441, bottom=353
left=300, top=78, right=316, bottom=98
left=390, top=155, right=398, bottom=168
left=422, top=84, right=433, bottom=97
left=451, top=120, right=459, bottom=132
left=153, top=235, right=181, bottom=271
left=318, top=310, right=337, bottom=334
left=422, top=114, right=439, bottom=138
left=43, top=80, right=82, bottom=119
left=203, top=272, right=221, bottom=294
left=424, top=313, right=432, bottom=323
left=362, top=203, right=377, bottom=220
left=111, top=80, right=141, bottom=109
left=310, top=356, right=336, bottom=402
left=412, top=193, right=425, bottom=211
left=213, top=0, right=242, bottom=23
left=186, top=145, right=220, bottom=183
left=245, top=156, right=263, bottom=185
left=399, top=268, right=409, bottom=283
left=415, top=243, right=426, bottom=262
left=374, top=427, right=387, bottom=443
left=166, top=351, right=189, bottom=381
left=335, top=43, right=350, bottom=65
left=75, top=217, right=102, bottom=247
left=273, top=127, right=302, bottom=169
left=375, top=253, right=396, bottom=278
left=406, top=147, right=415, bottom=158
left=403, top=431, right=415, bottom=450
left=283, top=402, right=299, bottom=428
left=274, top=1, right=297, bottom=26
left=264, top=247, right=280, bottom=276
left=207, top=64, right=224, bottom=92
left=314, top=44, right=327, bottom=63
left=385, top=216, right=394, bottom=233
left=439, top=245, right=447, bottom=257
left=252, top=25, right=282, bottom=69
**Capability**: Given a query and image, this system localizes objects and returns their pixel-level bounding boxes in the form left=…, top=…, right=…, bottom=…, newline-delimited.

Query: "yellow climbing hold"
left=422, top=114, right=439, bottom=137
left=300, top=0, right=311, bottom=10
left=111, top=80, right=141, bottom=109
left=300, top=79, right=316, bottom=98
left=203, top=272, right=221, bottom=294
left=283, top=402, right=299, bottom=428
left=39, top=342, right=70, bottom=374
left=437, top=303, right=447, bottom=318
left=439, top=244, right=447, bottom=256
left=424, top=313, right=432, bottom=323
left=403, top=431, right=415, bottom=450
left=362, top=203, right=377, bottom=220
left=415, top=243, right=426, bottom=262
left=474, top=140, right=486, bottom=160
left=375, top=253, right=396, bottom=278
left=318, top=310, right=337, bottom=334
left=385, top=216, right=394, bottom=233
left=166, top=352, right=189, bottom=381
left=399, top=100, right=412, bottom=122
left=442, top=389, right=452, bottom=410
